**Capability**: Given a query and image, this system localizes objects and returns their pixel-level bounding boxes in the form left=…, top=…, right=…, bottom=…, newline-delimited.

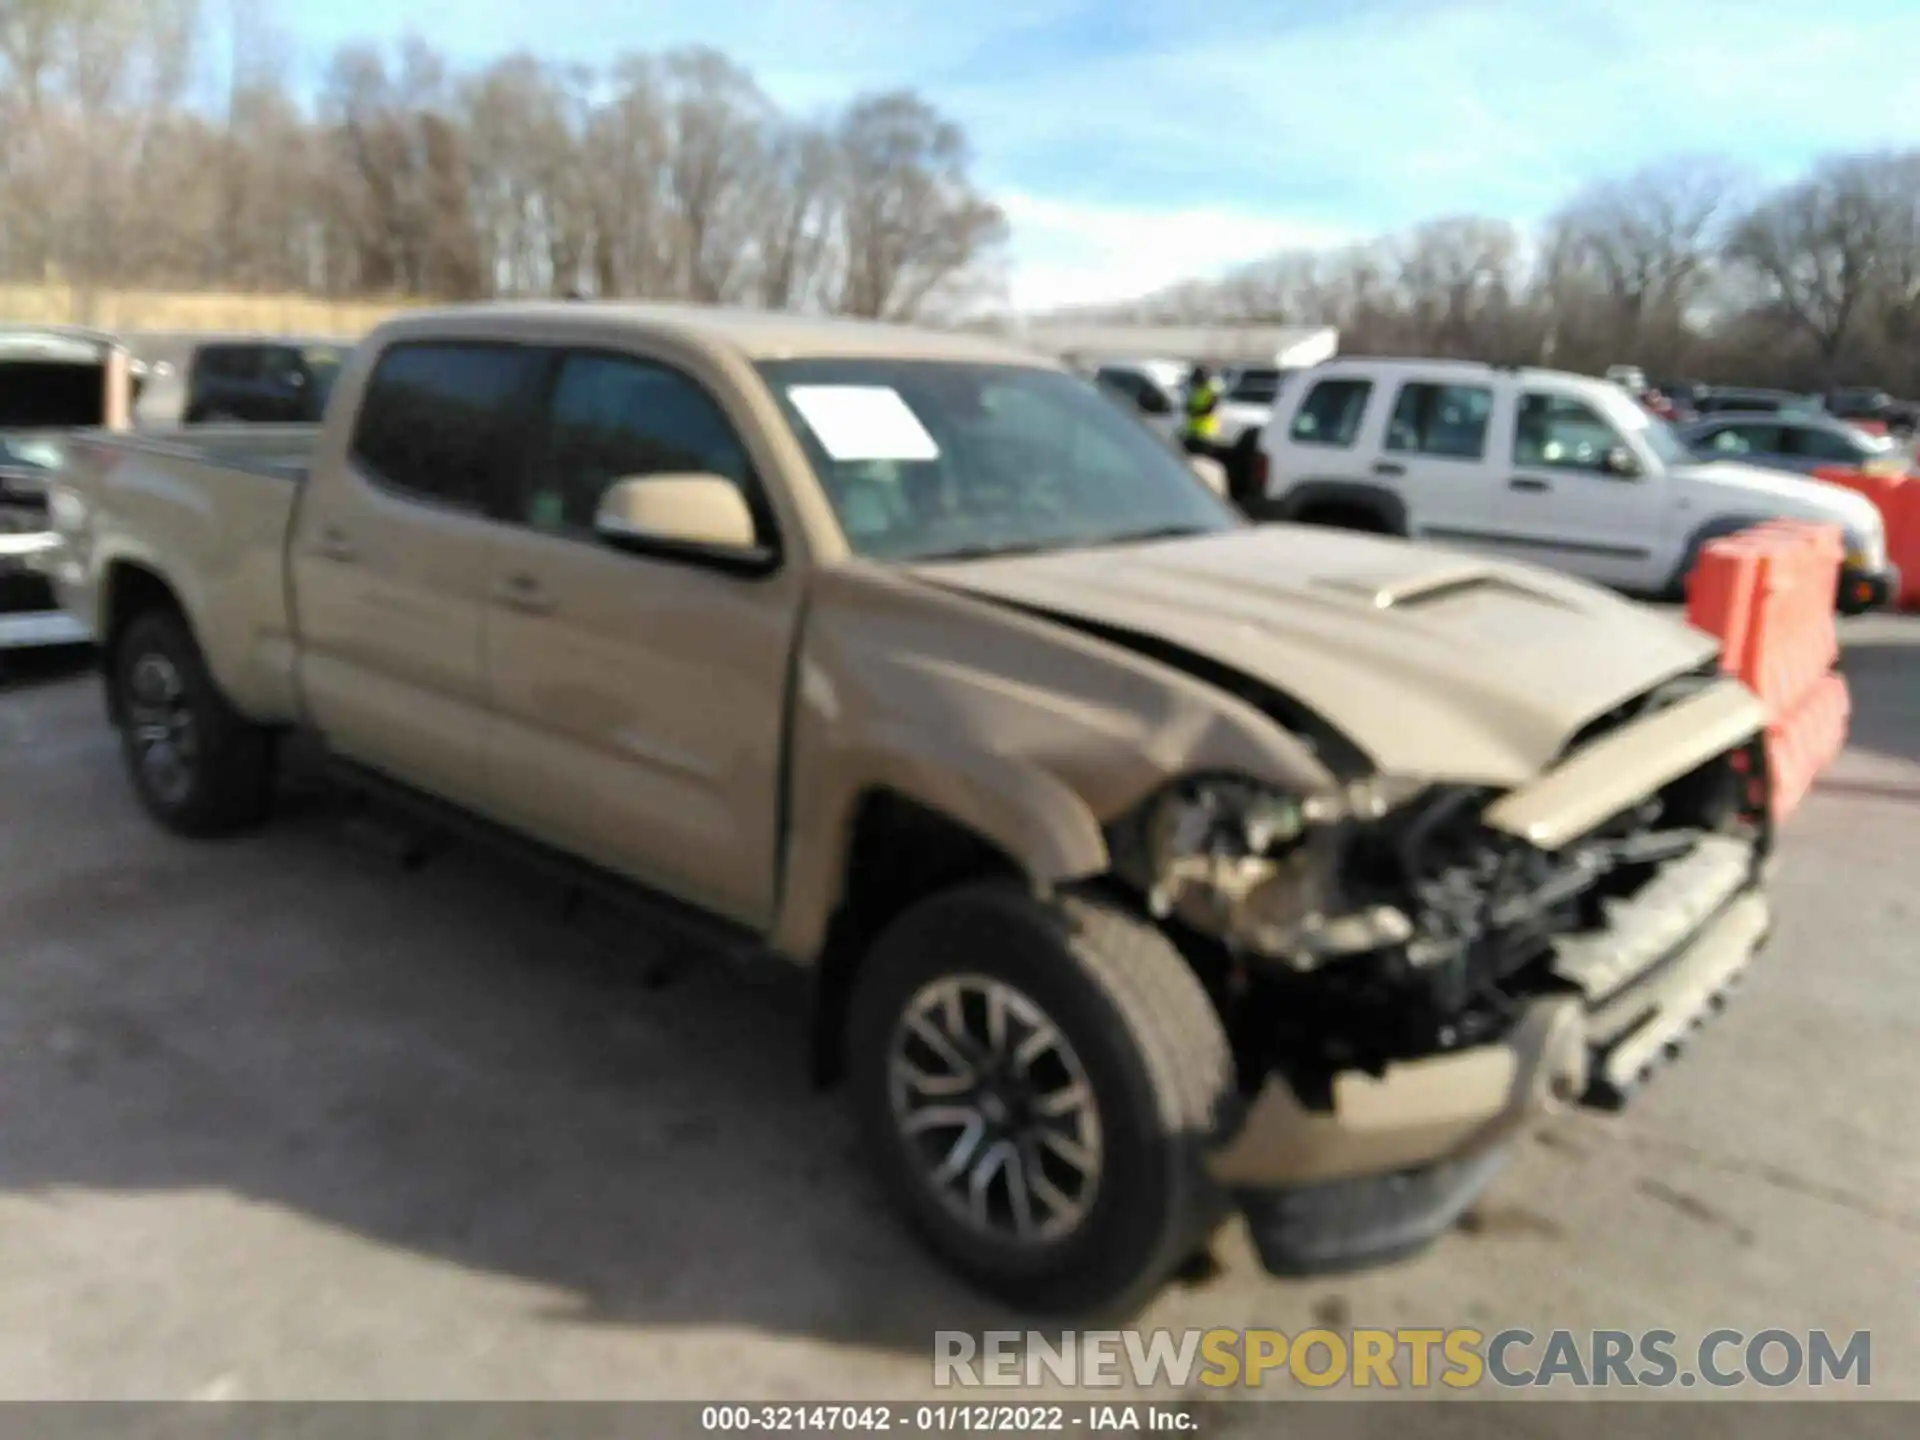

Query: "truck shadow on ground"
left=0, top=699, right=1203, bottom=1359
left=1, top=623, right=1911, bottom=1359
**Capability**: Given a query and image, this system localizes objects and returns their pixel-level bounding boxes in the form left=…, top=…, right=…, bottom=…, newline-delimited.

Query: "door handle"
left=1508, top=476, right=1552, bottom=493
left=1372, top=461, right=1406, bottom=477
left=314, top=525, right=358, bottom=562
left=493, top=572, right=553, bottom=614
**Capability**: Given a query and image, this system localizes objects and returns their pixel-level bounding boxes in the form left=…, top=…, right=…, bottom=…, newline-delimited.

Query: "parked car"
left=48, top=304, right=1779, bottom=1312
left=1251, top=358, right=1898, bottom=614
left=1823, top=386, right=1919, bottom=438
left=1677, top=412, right=1909, bottom=480
left=0, top=325, right=138, bottom=650
left=182, top=338, right=354, bottom=425
left=1091, top=360, right=1183, bottom=446
left=1688, top=386, right=1823, bottom=420
left=1210, top=366, right=1294, bottom=501
left=1604, top=364, right=1648, bottom=393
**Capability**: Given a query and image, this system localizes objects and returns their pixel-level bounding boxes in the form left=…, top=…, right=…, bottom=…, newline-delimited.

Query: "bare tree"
left=1725, top=156, right=1889, bottom=375
left=833, top=90, right=1006, bottom=320
left=1553, top=157, right=1743, bottom=367
left=656, top=47, right=773, bottom=304
left=753, top=119, right=839, bottom=311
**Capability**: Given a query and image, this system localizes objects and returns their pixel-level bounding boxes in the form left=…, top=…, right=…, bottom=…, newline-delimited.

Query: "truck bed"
left=50, top=425, right=322, bottom=721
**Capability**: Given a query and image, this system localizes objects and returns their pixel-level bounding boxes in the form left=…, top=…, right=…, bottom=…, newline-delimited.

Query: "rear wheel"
left=847, top=882, right=1234, bottom=1316
left=1296, top=504, right=1392, bottom=534
left=113, top=609, right=275, bottom=837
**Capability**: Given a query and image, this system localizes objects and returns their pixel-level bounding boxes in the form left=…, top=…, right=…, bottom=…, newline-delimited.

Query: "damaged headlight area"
left=1108, top=772, right=1429, bottom=971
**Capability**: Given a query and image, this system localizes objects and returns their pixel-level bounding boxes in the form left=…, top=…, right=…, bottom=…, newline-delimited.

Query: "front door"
left=1485, top=388, right=1667, bottom=589
left=481, top=347, right=801, bottom=928
left=292, top=340, right=542, bottom=807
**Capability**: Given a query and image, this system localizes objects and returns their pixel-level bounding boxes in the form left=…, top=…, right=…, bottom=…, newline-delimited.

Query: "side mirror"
left=593, top=473, right=766, bottom=563
left=1189, top=455, right=1229, bottom=497
left=1604, top=445, right=1641, bottom=478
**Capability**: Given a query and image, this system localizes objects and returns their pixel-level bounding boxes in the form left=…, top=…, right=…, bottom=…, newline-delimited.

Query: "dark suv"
left=1825, top=387, right=1919, bottom=437
left=184, top=340, right=352, bottom=424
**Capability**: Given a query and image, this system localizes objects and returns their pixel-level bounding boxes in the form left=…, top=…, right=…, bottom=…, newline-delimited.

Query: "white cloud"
left=301, top=0, right=1920, bottom=312
left=998, top=193, right=1354, bottom=311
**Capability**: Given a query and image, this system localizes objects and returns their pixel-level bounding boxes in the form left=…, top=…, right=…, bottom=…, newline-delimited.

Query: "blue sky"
left=280, top=0, right=1920, bottom=309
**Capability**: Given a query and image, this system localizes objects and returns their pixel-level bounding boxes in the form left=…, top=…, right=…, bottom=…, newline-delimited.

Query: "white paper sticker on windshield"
left=786, top=385, right=941, bottom=462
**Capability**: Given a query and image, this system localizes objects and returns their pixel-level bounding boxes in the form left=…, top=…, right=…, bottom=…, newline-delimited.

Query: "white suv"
left=1251, top=358, right=1899, bottom=612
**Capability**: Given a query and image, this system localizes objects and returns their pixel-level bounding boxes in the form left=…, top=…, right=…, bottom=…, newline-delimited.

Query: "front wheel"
left=847, top=882, right=1235, bottom=1316
left=113, top=609, right=275, bottom=837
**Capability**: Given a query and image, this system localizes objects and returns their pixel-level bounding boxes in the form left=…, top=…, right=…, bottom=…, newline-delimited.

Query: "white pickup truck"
left=1252, top=358, right=1900, bottom=612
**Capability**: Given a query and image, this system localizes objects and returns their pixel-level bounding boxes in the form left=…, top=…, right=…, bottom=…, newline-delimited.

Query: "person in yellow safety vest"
left=1182, top=363, right=1223, bottom=453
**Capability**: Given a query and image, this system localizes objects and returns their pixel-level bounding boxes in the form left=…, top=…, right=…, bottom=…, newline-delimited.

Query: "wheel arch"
left=803, top=784, right=1091, bottom=1088
left=99, top=559, right=191, bottom=725
left=1255, top=480, right=1409, bottom=535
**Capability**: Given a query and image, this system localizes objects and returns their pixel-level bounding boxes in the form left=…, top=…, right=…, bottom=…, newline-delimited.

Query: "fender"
left=769, top=724, right=1109, bottom=964
left=1665, top=513, right=1774, bottom=597
left=1253, top=479, right=1409, bottom=535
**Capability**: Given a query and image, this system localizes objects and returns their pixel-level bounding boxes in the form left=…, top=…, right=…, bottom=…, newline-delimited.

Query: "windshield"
left=757, top=359, right=1239, bottom=562
left=1598, top=386, right=1695, bottom=467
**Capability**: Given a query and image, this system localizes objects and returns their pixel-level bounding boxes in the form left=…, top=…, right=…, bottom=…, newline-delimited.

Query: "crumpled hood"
left=1677, top=459, right=1885, bottom=536
left=911, top=526, right=1722, bottom=787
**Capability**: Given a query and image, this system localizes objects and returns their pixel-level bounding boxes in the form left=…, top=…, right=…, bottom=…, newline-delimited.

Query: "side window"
left=1514, top=393, right=1625, bottom=473
left=526, top=351, right=759, bottom=536
left=195, top=347, right=254, bottom=381
left=263, top=346, right=306, bottom=388
left=1385, top=382, right=1493, bottom=459
left=1288, top=378, right=1373, bottom=447
left=1704, top=428, right=1748, bottom=455
left=1096, top=368, right=1149, bottom=406
left=350, top=342, right=536, bottom=508
left=1785, top=427, right=1860, bottom=464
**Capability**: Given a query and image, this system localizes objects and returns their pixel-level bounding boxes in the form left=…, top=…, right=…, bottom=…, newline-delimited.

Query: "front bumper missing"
left=1211, top=859, right=1771, bottom=1274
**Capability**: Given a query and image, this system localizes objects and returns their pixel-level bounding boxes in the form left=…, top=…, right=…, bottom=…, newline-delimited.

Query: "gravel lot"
left=1, top=617, right=1917, bottom=1403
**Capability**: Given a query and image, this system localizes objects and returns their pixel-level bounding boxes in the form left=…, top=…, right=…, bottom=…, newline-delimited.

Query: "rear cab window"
left=1287, top=378, right=1373, bottom=447
left=349, top=341, right=541, bottom=510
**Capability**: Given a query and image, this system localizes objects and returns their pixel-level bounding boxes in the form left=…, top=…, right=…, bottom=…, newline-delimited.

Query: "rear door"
left=1485, top=386, right=1668, bottom=589
left=1374, top=375, right=1505, bottom=547
left=479, top=346, right=800, bottom=928
left=292, top=340, right=543, bottom=808
left=1262, top=373, right=1379, bottom=506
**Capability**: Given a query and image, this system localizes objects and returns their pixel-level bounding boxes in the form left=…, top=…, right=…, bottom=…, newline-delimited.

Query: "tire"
left=846, top=881, right=1234, bottom=1316
left=1226, top=430, right=1263, bottom=507
left=1297, top=504, right=1390, bottom=535
left=112, top=608, right=275, bottom=837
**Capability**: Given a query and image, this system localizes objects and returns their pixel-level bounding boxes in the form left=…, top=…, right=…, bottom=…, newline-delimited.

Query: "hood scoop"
left=1311, top=561, right=1549, bottom=611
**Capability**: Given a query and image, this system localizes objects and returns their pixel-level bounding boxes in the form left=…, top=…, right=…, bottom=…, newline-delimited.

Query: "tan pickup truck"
left=46, top=303, right=1777, bottom=1314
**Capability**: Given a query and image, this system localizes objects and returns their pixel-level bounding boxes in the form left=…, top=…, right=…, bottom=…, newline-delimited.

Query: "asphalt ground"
left=0, top=616, right=1916, bottom=1404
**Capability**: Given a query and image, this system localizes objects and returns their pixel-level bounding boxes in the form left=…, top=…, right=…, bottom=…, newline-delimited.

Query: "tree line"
left=1056, top=152, right=1920, bottom=396
left=5, top=0, right=1917, bottom=397
left=0, top=0, right=1008, bottom=323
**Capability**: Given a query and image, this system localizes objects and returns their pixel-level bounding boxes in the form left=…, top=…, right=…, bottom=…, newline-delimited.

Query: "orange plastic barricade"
left=1684, top=535, right=1766, bottom=676
left=1889, top=480, right=1920, bottom=611
left=1808, top=469, right=1918, bottom=609
left=1735, top=522, right=1842, bottom=716
left=1765, top=671, right=1853, bottom=824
